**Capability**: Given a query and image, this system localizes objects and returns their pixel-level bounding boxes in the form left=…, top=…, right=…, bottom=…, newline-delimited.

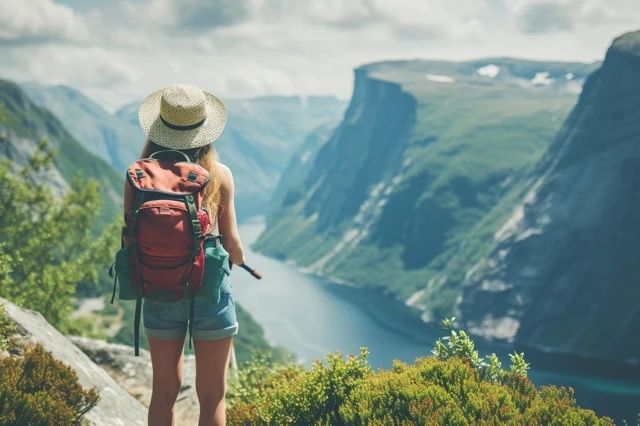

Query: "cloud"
left=171, top=0, right=252, bottom=31
left=0, top=0, right=638, bottom=111
left=392, top=24, right=446, bottom=41
left=0, top=0, right=88, bottom=43
left=516, top=1, right=574, bottom=34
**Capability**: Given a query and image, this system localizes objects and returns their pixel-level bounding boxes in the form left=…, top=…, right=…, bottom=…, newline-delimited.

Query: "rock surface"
left=461, top=30, right=640, bottom=364
left=0, top=298, right=147, bottom=425
left=69, top=335, right=202, bottom=426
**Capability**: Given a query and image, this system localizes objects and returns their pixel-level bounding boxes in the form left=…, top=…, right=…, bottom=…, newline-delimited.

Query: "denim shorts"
left=143, top=273, right=239, bottom=341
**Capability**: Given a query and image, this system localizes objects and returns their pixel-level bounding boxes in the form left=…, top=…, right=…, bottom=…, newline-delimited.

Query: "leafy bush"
left=226, top=319, right=614, bottom=425
left=432, top=317, right=530, bottom=382
left=0, top=305, right=16, bottom=352
left=227, top=348, right=371, bottom=425
left=0, top=344, right=99, bottom=425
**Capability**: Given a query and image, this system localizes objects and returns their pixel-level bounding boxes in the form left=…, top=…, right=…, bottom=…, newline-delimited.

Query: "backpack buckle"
left=191, top=219, right=201, bottom=234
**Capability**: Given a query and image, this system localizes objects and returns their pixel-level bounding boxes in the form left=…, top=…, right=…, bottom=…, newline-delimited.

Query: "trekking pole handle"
left=232, top=262, right=262, bottom=279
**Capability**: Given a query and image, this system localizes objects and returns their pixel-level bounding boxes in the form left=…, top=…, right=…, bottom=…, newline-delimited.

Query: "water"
left=232, top=218, right=640, bottom=422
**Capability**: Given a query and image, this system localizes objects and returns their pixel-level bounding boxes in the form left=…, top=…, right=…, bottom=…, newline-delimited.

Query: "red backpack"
left=110, top=149, right=214, bottom=354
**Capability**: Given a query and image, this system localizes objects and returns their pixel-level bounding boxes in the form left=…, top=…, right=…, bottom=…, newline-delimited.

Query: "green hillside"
left=255, top=58, right=598, bottom=321
left=0, top=79, right=122, bottom=227
left=22, top=83, right=142, bottom=172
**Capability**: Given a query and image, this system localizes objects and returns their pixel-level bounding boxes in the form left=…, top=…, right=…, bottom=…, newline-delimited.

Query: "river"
left=232, top=218, right=640, bottom=422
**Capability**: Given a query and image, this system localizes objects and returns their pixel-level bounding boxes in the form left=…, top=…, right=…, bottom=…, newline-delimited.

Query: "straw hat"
left=138, top=83, right=227, bottom=149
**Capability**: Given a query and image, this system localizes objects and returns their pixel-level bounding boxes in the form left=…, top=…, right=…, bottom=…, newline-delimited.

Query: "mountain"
left=117, top=96, right=346, bottom=218
left=254, top=58, right=598, bottom=321
left=269, top=121, right=340, bottom=211
left=21, top=83, right=142, bottom=172
left=460, top=31, right=640, bottom=364
left=22, top=85, right=347, bottom=219
left=0, top=79, right=122, bottom=225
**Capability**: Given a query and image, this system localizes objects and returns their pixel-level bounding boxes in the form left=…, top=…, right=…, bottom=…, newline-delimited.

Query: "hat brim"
left=138, top=88, right=227, bottom=149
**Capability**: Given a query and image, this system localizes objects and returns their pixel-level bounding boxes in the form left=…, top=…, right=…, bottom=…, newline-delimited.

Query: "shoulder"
left=214, top=161, right=234, bottom=192
left=214, top=161, right=232, bottom=178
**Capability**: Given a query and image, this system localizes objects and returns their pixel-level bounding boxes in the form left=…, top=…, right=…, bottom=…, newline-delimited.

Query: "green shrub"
left=0, top=344, right=99, bottom=425
left=431, top=316, right=531, bottom=383
left=0, top=305, right=16, bottom=352
left=226, top=319, right=614, bottom=426
left=228, top=347, right=371, bottom=425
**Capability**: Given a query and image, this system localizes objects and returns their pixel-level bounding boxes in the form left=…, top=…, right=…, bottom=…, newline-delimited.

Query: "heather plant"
left=227, top=348, right=371, bottom=425
left=227, top=319, right=614, bottom=425
left=0, top=305, right=15, bottom=352
left=0, top=344, right=99, bottom=425
left=432, top=317, right=530, bottom=382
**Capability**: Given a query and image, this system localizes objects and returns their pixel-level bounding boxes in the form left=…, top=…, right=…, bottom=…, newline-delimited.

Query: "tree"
left=0, top=137, right=118, bottom=330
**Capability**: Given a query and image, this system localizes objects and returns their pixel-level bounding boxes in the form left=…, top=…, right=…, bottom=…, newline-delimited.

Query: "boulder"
left=0, top=298, right=147, bottom=425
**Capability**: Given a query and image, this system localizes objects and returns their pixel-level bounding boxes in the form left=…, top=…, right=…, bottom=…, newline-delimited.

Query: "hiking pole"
left=230, top=261, right=263, bottom=279
left=239, top=263, right=263, bottom=279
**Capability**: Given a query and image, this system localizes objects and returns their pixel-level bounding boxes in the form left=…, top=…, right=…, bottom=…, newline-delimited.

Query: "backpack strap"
left=185, top=194, right=202, bottom=256
left=188, top=293, right=196, bottom=350
left=129, top=190, right=145, bottom=241
left=109, top=266, right=118, bottom=304
left=134, top=296, right=142, bottom=356
left=109, top=231, right=126, bottom=304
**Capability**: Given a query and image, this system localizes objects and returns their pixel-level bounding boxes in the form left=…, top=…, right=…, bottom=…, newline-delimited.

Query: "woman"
left=134, top=83, right=245, bottom=425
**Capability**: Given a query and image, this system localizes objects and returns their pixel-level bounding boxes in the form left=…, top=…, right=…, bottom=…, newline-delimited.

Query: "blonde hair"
left=140, top=140, right=221, bottom=219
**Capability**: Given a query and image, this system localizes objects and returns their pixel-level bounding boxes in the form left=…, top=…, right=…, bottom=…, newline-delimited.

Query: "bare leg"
left=147, top=335, right=186, bottom=426
left=194, top=336, right=233, bottom=426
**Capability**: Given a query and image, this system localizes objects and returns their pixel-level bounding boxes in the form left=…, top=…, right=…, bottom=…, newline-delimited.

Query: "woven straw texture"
left=138, top=84, right=227, bottom=149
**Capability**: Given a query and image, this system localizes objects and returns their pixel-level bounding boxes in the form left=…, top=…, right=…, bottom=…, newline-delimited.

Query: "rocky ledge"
left=0, top=297, right=147, bottom=425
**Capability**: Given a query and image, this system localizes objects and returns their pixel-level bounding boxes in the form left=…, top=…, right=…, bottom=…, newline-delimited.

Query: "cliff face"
left=461, top=31, right=640, bottom=364
left=255, top=58, right=594, bottom=320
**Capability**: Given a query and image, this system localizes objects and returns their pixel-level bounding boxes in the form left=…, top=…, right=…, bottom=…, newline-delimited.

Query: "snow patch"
left=514, top=227, right=542, bottom=242
left=476, top=64, right=500, bottom=78
left=565, top=72, right=574, bottom=80
left=494, top=183, right=541, bottom=243
left=425, top=74, right=456, bottom=83
left=303, top=181, right=322, bottom=203
left=307, top=228, right=359, bottom=271
left=565, top=81, right=583, bottom=95
left=531, top=72, right=553, bottom=86
left=494, top=205, right=524, bottom=242
left=405, top=289, right=425, bottom=307
left=300, top=149, right=312, bottom=163
left=480, top=280, right=511, bottom=292
left=468, top=316, right=519, bottom=341
left=420, top=311, right=433, bottom=323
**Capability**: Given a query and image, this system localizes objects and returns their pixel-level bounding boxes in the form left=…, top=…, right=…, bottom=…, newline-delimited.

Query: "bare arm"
left=216, top=162, right=246, bottom=265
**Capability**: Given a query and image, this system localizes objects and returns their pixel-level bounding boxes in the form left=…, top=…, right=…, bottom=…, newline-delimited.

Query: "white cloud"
left=0, top=0, right=88, bottom=42
left=516, top=1, right=574, bottom=34
left=0, top=0, right=638, bottom=111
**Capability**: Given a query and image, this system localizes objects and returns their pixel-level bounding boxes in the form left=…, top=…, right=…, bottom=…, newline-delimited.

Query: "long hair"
left=140, top=140, right=222, bottom=219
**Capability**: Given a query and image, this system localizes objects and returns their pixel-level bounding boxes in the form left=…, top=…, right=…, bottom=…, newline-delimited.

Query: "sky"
left=0, top=0, right=638, bottom=111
